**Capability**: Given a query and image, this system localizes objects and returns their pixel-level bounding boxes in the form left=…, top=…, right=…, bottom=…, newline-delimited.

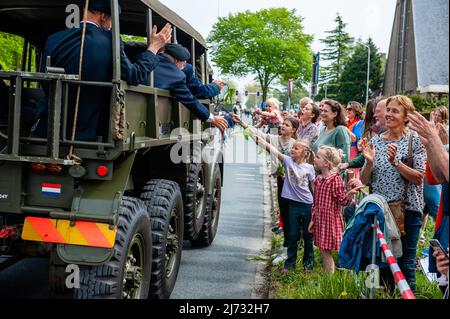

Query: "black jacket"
left=34, top=23, right=159, bottom=141
left=154, top=55, right=210, bottom=122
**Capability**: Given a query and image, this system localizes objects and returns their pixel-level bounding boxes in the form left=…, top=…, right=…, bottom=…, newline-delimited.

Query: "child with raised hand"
left=253, top=98, right=283, bottom=130
left=232, top=113, right=299, bottom=257
left=308, top=146, right=364, bottom=273
left=254, top=135, right=316, bottom=274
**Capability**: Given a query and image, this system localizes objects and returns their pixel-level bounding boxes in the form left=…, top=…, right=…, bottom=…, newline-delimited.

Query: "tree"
left=0, top=32, right=26, bottom=71
left=319, top=13, right=354, bottom=99
left=272, top=83, right=309, bottom=108
left=339, top=38, right=383, bottom=104
left=208, top=8, right=313, bottom=102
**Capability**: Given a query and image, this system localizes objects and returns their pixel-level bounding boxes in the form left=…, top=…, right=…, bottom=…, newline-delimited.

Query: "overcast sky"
left=159, top=0, right=397, bottom=86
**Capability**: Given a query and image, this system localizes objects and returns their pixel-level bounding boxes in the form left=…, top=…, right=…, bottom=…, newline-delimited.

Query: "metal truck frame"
left=0, top=0, right=224, bottom=299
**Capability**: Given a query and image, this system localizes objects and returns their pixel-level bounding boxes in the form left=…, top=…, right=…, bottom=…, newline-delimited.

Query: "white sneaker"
left=272, top=248, right=288, bottom=265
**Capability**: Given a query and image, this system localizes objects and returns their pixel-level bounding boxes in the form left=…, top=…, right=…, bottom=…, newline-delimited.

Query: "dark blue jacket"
left=183, top=63, right=220, bottom=100
left=154, top=55, right=210, bottom=122
left=338, top=202, right=387, bottom=272
left=34, top=23, right=159, bottom=141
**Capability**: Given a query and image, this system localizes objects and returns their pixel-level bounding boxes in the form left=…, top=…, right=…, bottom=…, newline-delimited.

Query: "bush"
left=409, top=95, right=449, bottom=113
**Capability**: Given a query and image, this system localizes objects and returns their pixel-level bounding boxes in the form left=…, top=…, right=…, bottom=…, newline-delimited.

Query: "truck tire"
left=184, top=162, right=207, bottom=240
left=48, top=250, right=70, bottom=295
left=140, top=179, right=184, bottom=299
left=74, top=197, right=152, bottom=299
left=191, top=164, right=222, bottom=248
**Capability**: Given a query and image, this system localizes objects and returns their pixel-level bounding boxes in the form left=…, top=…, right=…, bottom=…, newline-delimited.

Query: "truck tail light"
left=97, top=166, right=108, bottom=177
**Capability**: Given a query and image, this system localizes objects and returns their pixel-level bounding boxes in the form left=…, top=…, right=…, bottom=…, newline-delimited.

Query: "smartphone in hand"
left=429, top=239, right=449, bottom=259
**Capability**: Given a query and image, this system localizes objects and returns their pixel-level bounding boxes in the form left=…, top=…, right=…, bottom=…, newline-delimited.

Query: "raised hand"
left=211, top=116, right=228, bottom=135
left=407, top=111, right=437, bottom=146
left=213, top=79, right=225, bottom=90
left=387, top=143, right=398, bottom=164
left=361, top=138, right=375, bottom=163
left=347, top=178, right=365, bottom=191
left=148, top=23, right=172, bottom=54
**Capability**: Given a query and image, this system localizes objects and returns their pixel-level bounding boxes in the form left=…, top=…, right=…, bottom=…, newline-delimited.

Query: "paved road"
left=0, top=132, right=266, bottom=299
left=171, top=133, right=265, bottom=299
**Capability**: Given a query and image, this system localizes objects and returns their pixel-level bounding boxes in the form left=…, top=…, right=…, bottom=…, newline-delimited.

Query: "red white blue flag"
left=42, top=183, right=62, bottom=197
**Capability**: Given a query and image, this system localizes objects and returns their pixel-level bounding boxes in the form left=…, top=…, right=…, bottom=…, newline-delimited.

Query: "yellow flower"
left=340, top=291, right=348, bottom=297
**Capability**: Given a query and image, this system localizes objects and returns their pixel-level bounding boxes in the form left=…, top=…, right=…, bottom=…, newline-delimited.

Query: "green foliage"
left=319, top=13, right=354, bottom=97
left=267, top=216, right=443, bottom=299
left=0, top=32, right=25, bottom=71
left=339, top=38, right=384, bottom=104
left=208, top=8, right=314, bottom=101
left=409, top=95, right=449, bottom=113
left=271, top=84, right=309, bottom=108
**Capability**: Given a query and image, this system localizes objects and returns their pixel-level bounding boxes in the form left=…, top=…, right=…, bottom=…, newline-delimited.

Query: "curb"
left=251, top=154, right=276, bottom=299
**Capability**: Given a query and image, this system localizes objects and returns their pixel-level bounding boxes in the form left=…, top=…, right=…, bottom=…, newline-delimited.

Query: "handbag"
left=388, top=134, right=413, bottom=236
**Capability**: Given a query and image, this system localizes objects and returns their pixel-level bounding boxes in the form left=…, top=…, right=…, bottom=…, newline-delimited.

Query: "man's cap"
left=88, top=0, right=122, bottom=15
left=165, top=43, right=191, bottom=61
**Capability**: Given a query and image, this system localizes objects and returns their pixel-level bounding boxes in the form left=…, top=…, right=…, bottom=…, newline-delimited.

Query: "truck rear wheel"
left=140, top=179, right=184, bottom=299
left=184, top=163, right=207, bottom=240
left=48, top=250, right=70, bottom=295
left=74, top=197, right=152, bottom=299
left=191, top=164, right=222, bottom=248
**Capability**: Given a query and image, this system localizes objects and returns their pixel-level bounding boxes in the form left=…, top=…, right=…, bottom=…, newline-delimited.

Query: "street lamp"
left=363, top=44, right=371, bottom=106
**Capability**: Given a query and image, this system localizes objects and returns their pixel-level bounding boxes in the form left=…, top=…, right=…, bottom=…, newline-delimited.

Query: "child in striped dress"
left=308, top=146, right=364, bottom=273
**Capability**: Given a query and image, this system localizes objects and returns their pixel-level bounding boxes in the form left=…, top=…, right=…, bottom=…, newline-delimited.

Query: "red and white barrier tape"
left=373, top=225, right=416, bottom=300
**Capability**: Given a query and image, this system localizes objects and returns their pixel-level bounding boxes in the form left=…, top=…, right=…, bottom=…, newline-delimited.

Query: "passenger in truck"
left=153, top=43, right=228, bottom=134
left=182, top=63, right=225, bottom=100
left=32, top=0, right=172, bottom=141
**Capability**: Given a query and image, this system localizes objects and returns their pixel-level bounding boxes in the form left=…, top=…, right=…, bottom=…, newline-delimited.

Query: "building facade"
left=384, top=0, right=449, bottom=97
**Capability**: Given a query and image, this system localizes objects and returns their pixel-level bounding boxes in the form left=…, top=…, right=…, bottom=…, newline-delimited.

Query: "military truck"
left=0, top=0, right=224, bottom=299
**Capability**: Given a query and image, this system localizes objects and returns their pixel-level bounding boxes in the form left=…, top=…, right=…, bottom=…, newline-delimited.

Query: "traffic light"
left=235, top=90, right=239, bottom=96
left=245, top=91, right=249, bottom=96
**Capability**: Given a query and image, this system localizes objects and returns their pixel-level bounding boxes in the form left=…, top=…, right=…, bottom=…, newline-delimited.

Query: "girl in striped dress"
left=308, top=146, right=364, bottom=273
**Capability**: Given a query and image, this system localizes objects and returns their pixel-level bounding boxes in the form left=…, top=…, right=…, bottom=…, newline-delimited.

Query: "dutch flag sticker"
left=42, top=183, right=62, bottom=197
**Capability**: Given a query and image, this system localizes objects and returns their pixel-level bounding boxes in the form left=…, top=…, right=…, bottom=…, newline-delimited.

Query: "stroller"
left=338, top=192, right=405, bottom=298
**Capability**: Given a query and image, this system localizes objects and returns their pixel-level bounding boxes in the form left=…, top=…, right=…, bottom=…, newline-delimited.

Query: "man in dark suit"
left=182, top=63, right=225, bottom=100
left=154, top=44, right=227, bottom=133
left=34, top=0, right=172, bottom=141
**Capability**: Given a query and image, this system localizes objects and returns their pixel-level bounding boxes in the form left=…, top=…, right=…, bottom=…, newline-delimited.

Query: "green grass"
left=266, top=216, right=444, bottom=299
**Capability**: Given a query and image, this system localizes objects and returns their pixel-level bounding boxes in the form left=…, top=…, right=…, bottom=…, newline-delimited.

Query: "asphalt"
left=171, top=132, right=266, bottom=299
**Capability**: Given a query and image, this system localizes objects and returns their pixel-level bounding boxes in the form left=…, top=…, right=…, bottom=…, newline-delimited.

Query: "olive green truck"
left=0, top=0, right=224, bottom=299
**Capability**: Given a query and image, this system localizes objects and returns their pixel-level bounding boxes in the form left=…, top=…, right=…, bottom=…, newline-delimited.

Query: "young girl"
left=253, top=135, right=316, bottom=274
left=308, top=146, right=363, bottom=273
left=232, top=114, right=298, bottom=253
left=254, top=98, right=283, bottom=130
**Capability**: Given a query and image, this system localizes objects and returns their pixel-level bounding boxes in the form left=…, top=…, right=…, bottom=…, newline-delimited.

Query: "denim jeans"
left=277, top=176, right=290, bottom=247
left=284, top=200, right=314, bottom=270
left=398, top=210, right=423, bottom=292
left=423, top=181, right=441, bottom=220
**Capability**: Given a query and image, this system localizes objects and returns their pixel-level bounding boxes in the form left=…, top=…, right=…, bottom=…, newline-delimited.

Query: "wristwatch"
left=393, top=158, right=400, bottom=167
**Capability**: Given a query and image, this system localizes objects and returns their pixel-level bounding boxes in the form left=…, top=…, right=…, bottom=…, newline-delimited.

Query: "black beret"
left=165, top=43, right=191, bottom=61
left=88, top=0, right=122, bottom=15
